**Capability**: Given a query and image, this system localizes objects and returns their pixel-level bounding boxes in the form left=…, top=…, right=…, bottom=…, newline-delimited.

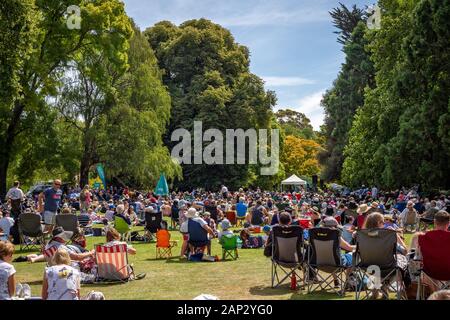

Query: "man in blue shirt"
left=236, top=198, right=248, bottom=219
left=39, top=179, right=63, bottom=233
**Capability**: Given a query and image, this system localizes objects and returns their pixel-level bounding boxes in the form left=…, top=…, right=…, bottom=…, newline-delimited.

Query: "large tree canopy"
left=145, top=19, right=277, bottom=190
left=0, top=0, right=133, bottom=196
left=343, top=0, right=450, bottom=190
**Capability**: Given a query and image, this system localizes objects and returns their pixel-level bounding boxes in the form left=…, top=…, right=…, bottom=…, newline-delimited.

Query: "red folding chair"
left=357, top=215, right=366, bottom=229
left=95, top=243, right=131, bottom=282
left=226, top=211, right=237, bottom=226
left=43, top=246, right=58, bottom=265
left=416, top=230, right=450, bottom=299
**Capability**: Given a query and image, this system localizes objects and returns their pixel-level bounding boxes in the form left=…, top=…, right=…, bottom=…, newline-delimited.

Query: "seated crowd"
left=0, top=181, right=449, bottom=300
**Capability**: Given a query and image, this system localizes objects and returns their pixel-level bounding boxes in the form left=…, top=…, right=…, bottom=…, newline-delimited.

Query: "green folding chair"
left=114, top=216, right=131, bottom=243
left=220, top=234, right=239, bottom=260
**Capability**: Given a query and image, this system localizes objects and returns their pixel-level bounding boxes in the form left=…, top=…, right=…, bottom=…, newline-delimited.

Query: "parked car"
left=26, top=182, right=70, bottom=198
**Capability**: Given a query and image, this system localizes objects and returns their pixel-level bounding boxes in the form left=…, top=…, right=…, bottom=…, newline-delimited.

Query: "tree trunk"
left=79, top=128, right=96, bottom=187
left=0, top=101, right=25, bottom=199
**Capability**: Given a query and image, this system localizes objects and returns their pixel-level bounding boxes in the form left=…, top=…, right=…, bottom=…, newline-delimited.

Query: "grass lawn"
left=11, top=221, right=413, bottom=300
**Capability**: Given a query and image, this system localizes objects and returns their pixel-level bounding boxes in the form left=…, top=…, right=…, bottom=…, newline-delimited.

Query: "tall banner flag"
left=154, top=173, right=169, bottom=196
left=96, top=163, right=107, bottom=190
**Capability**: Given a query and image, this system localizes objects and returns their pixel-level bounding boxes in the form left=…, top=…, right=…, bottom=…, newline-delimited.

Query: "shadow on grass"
left=289, top=289, right=348, bottom=300
left=15, top=248, right=42, bottom=255
left=249, top=284, right=293, bottom=296
left=249, top=284, right=348, bottom=300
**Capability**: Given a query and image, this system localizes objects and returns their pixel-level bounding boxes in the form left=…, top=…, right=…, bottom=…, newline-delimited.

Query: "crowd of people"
left=0, top=180, right=449, bottom=300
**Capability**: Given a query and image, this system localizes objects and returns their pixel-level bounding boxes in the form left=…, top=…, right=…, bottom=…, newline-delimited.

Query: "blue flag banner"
left=96, top=164, right=107, bottom=190
left=154, top=174, right=169, bottom=196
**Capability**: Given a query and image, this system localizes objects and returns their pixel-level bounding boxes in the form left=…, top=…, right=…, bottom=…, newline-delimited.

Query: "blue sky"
left=122, top=0, right=375, bottom=130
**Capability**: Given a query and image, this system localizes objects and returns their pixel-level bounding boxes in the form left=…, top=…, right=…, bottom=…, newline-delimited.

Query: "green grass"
left=11, top=224, right=414, bottom=300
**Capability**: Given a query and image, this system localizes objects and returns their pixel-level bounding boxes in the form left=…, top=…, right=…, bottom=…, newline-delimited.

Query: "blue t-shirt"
left=44, top=188, right=62, bottom=212
left=236, top=202, right=248, bottom=218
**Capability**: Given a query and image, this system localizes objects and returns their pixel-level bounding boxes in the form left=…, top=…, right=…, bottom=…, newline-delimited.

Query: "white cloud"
left=274, top=90, right=326, bottom=131
left=295, top=90, right=326, bottom=130
left=123, top=0, right=330, bottom=29
left=262, top=76, right=316, bottom=87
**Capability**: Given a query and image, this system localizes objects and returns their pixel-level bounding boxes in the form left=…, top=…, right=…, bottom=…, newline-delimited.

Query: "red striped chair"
left=43, top=246, right=58, bottom=265
left=95, top=243, right=131, bottom=282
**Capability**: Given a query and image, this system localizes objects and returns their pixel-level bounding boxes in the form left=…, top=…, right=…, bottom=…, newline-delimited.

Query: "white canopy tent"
left=281, top=174, right=307, bottom=191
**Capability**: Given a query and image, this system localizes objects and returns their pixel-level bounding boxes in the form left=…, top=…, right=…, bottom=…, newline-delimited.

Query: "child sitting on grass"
left=218, top=219, right=233, bottom=241
left=239, top=229, right=265, bottom=249
left=0, top=241, right=15, bottom=300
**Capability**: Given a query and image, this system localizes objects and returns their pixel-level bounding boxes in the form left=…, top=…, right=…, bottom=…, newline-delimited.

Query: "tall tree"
left=281, top=135, right=321, bottom=178
left=145, top=19, right=276, bottom=190
left=55, top=22, right=180, bottom=187
left=320, top=21, right=375, bottom=182
left=329, top=3, right=366, bottom=45
left=275, top=109, right=315, bottom=140
left=0, top=0, right=132, bottom=197
left=343, top=0, right=450, bottom=190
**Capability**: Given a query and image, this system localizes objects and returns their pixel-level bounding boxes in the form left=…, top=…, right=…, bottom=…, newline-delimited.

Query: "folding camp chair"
left=225, top=211, right=237, bottom=226
left=18, top=213, right=46, bottom=251
left=352, top=228, right=407, bottom=300
left=95, top=243, right=133, bottom=283
left=271, top=225, right=305, bottom=289
left=220, top=234, right=239, bottom=260
left=145, top=210, right=162, bottom=240
left=55, top=215, right=80, bottom=240
left=155, top=229, right=178, bottom=259
left=114, top=216, right=131, bottom=242
left=416, top=230, right=450, bottom=299
left=306, top=227, right=347, bottom=296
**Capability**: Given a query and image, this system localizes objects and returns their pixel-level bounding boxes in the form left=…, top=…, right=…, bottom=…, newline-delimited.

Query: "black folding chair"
left=55, top=214, right=80, bottom=240
left=18, top=213, right=46, bottom=251
left=271, top=225, right=305, bottom=289
left=306, top=227, right=347, bottom=296
left=352, top=228, right=407, bottom=300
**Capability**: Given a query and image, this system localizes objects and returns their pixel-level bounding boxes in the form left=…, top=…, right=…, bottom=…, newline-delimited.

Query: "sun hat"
left=186, top=208, right=199, bottom=219
left=322, top=216, right=339, bottom=228
left=357, top=204, right=370, bottom=214
left=221, top=219, right=231, bottom=230
left=52, top=226, right=73, bottom=241
left=371, top=202, right=379, bottom=208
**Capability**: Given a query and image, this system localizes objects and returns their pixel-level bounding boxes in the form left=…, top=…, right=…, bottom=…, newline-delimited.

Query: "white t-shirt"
left=0, top=217, right=15, bottom=241
left=218, top=230, right=233, bottom=240
left=6, top=187, right=24, bottom=201
left=0, top=260, right=16, bottom=300
left=180, top=217, right=207, bottom=234
left=45, top=265, right=80, bottom=300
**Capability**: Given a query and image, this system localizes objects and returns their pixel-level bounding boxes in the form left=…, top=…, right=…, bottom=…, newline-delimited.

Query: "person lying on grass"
left=44, top=227, right=95, bottom=266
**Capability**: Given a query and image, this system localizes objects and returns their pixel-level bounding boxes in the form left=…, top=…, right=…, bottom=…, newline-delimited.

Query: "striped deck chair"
left=43, top=246, right=58, bottom=265
left=95, top=243, right=132, bottom=282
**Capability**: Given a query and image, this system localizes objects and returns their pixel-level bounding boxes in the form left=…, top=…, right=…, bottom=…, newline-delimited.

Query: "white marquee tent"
left=281, top=174, right=307, bottom=190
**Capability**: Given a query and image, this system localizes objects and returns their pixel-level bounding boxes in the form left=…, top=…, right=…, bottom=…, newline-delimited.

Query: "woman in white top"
left=0, top=241, right=16, bottom=300
left=42, top=248, right=81, bottom=300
